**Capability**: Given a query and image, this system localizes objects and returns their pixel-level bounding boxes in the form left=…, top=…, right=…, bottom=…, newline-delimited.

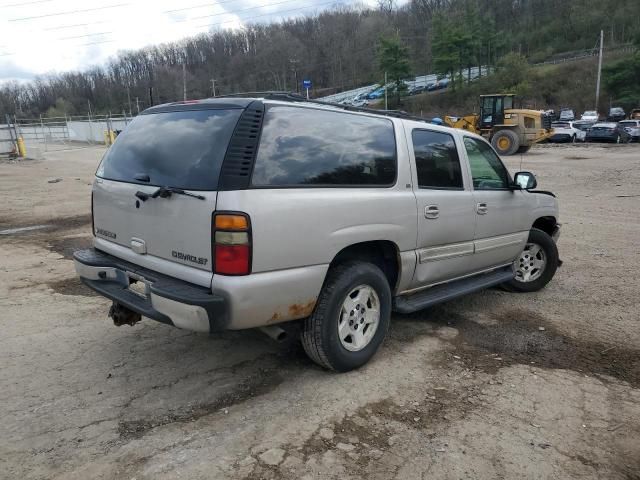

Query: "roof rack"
left=216, top=91, right=434, bottom=124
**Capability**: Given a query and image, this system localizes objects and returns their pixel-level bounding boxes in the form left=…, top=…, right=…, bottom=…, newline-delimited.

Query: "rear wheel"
left=503, top=228, right=559, bottom=293
left=491, top=129, right=520, bottom=155
left=301, top=261, right=391, bottom=372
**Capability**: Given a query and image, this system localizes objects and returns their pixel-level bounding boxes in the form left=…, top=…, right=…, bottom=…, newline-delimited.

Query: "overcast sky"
left=0, top=0, right=394, bottom=83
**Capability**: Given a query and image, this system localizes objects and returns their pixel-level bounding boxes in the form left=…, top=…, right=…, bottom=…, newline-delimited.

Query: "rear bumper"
left=74, top=248, right=228, bottom=332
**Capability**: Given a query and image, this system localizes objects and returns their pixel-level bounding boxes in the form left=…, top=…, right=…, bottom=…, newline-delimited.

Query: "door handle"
left=476, top=202, right=488, bottom=215
left=424, top=205, right=439, bottom=219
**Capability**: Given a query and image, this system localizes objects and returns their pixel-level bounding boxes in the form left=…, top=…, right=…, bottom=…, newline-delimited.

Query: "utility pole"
left=211, top=78, right=216, bottom=97
left=135, top=97, right=140, bottom=114
left=290, top=58, right=299, bottom=93
left=384, top=72, right=388, bottom=110
left=182, top=63, right=187, bottom=101
left=126, top=87, right=132, bottom=116
left=595, top=30, right=604, bottom=113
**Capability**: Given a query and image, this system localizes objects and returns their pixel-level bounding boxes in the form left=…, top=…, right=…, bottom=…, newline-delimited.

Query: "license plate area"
left=126, top=271, right=152, bottom=299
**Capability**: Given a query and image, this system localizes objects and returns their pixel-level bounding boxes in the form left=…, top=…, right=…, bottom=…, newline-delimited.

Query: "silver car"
left=74, top=94, right=561, bottom=371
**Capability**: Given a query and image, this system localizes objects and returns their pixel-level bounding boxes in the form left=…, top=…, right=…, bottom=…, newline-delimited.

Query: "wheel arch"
left=532, top=216, right=557, bottom=236
left=328, top=240, right=401, bottom=293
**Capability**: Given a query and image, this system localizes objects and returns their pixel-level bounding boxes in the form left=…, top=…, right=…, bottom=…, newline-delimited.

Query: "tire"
left=516, top=145, right=531, bottom=154
left=503, top=228, right=559, bottom=293
left=491, top=129, right=520, bottom=155
left=300, top=261, right=391, bottom=372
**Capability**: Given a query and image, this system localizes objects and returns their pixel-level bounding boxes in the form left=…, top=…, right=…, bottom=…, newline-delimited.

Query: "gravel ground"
left=1, top=143, right=639, bottom=480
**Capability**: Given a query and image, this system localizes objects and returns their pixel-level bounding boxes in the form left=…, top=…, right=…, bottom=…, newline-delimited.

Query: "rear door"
left=92, top=106, right=243, bottom=286
left=407, top=127, right=477, bottom=289
left=461, top=136, right=530, bottom=271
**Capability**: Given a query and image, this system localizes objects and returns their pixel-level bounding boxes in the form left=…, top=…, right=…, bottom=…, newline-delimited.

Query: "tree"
left=377, top=36, right=411, bottom=106
left=603, top=51, right=640, bottom=109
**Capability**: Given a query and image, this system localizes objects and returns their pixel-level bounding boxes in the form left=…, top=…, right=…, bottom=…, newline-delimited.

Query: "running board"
left=393, top=266, right=514, bottom=314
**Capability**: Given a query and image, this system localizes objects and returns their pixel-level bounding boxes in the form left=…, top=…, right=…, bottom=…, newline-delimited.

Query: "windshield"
left=97, top=108, right=242, bottom=191
left=583, top=111, right=596, bottom=116
left=552, top=122, right=570, bottom=128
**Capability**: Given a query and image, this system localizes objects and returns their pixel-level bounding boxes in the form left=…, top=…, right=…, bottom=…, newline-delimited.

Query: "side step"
left=393, top=266, right=514, bottom=314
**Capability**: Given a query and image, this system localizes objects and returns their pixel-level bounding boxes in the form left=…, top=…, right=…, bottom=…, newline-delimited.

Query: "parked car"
left=580, top=110, right=599, bottom=122
left=408, top=85, right=426, bottom=95
left=585, top=122, right=631, bottom=143
left=559, top=109, right=575, bottom=121
left=437, top=78, right=450, bottom=89
left=351, top=98, right=369, bottom=108
left=549, top=121, right=586, bottom=142
left=572, top=120, right=596, bottom=136
left=607, top=107, right=626, bottom=122
left=618, top=119, right=640, bottom=142
left=366, top=89, right=385, bottom=100
left=426, top=82, right=438, bottom=91
left=74, top=94, right=561, bottom=372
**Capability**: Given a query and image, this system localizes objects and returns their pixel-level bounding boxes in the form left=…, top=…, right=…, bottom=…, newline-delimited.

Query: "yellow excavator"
left=444, top=94, right=553, bottom=155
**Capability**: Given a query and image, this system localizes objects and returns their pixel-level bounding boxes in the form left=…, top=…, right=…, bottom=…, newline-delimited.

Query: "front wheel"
left=301, top=261, right=391, bottom=372
left=491, top=129, right=520, bottom=155
left=503, top=228, right=559, bottom=293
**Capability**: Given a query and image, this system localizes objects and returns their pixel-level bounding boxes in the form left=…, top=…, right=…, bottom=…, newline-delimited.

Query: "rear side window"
left=97, top=109, right=242, bottom=190
left=411, top=129, right=463, bottom=189
left=251, top=106, right=396, bottom=186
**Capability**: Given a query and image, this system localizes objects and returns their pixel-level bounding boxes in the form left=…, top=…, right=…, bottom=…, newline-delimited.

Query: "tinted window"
left=411, top=129, right=462, bottom=189
left=463, top=137, right=511, bottom=189
left=97, top=109, right=242, bottom=190
left=251, top=106, right=396, bottom=186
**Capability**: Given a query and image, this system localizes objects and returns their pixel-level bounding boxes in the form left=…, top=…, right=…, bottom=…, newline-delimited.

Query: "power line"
left=9, top=3, right=128, bottom=22
left=164, top=0, right=241, bottom=14
left=0, top=0, right=54, bottom=8
left=181, top=0, right=306, bottom=22
left=44, top=21, right=109, bottom=31
left=80, top=40, right=115, bottom=47
left=195, top=0, right=346, bottom=29
left=59, top=32, right=112, bottom=41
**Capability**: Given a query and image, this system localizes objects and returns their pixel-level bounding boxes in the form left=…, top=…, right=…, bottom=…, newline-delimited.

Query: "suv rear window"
left=96, top=108, right=242, bottom=190
left=251, top=106, right=396, bottom=186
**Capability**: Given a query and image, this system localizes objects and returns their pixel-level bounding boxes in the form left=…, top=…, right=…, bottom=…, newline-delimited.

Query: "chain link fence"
left=14, top=113, right=134, bottom=157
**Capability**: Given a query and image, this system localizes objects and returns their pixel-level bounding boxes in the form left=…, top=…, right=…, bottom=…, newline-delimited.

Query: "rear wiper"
left=135, top=186, right=205, bottom=202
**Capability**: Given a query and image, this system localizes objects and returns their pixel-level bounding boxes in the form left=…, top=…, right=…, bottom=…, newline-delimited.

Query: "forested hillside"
left=1, top=0, right=639, bottom=117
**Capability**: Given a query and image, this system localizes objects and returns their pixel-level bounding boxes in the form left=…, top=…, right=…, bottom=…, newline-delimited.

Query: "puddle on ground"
left=45, top=235, right=93, bottom=260
left=404, top=307, right=640, bottom=387
left=47, top=277, right=97, bottom=297
left=117, top=344, right=313, bottom=441
left=0, top=214, right=91, bottom=235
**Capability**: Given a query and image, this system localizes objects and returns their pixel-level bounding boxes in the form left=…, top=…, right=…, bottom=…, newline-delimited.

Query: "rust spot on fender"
left=288, top=299, right=316, bottom=318
left=267, top=299, right=317, bottom=324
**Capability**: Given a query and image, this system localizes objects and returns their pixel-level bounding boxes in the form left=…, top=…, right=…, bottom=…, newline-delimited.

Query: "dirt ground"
left=1, top=143, right=639, bottom=480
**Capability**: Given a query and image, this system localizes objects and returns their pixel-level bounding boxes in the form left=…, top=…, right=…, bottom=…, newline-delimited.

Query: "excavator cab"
left=479, top=94, right=515, bottom=129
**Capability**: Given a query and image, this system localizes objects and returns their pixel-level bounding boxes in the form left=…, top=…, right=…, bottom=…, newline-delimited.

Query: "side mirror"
left=514, top=171, right=537, bottom=190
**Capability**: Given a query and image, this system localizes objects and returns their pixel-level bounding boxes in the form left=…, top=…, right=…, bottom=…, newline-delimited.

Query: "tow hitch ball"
left=109, top=302, right=141, bottom=327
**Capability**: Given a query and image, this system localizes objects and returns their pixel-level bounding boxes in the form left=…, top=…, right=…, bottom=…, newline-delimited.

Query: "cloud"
left=0, top=0, right=397, bottom=81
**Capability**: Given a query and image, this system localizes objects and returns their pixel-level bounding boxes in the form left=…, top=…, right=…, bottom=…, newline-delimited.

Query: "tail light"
left=213, top=212, right=251, bottom=275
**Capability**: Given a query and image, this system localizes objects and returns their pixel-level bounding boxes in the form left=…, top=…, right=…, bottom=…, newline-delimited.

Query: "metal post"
left=211, top=78, right=216, bottom=97
left=595, top=29, right=604, bottom=113
left=136, top=97, right=140, bottom=114
left=384, top=72, right=388, bottom=110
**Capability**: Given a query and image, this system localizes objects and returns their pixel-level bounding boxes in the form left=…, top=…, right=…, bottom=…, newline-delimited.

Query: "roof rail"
left=214, top=91, right=433, bottom=124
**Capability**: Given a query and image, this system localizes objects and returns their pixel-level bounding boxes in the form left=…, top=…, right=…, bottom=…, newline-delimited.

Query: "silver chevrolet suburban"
left=74, top=93, right=560, bottom=372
